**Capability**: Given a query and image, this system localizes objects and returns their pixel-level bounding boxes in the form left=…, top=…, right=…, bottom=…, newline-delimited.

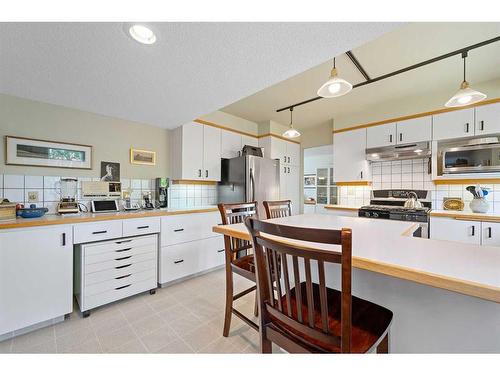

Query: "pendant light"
left=282, top=107, right=301, bottom=139
left=317, top=57, right=353, bottom=98
left=445, top=51, right=486, bottom=108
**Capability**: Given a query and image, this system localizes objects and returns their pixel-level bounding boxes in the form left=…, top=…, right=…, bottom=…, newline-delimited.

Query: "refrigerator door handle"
left=250, top=167, right=256, bottom=201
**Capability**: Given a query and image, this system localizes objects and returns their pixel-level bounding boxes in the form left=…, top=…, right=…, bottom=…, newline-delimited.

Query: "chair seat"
left=231, top=254, right=256, bottom=281
left=269, top=282, right=393, bottom=353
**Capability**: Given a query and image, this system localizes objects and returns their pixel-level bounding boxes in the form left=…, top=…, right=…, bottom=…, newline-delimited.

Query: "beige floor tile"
left=179, top=324, right=219, bottom=352
left=139, top=325, right=179, bottom=353
left=54, top=315, right=92, bottom=338
left=156, top=303, right=191, bottom=323
left=146, top=293, right=179, bottom=313
left=90, top=312, right=129, bottom=335
left=155, top=338, right=195, bottom=353
left=121, top=303, right=156, bottom=324
left=58, top=337, right=102, bottom=354
left=11, top=326, right=55, bottom=352
left=167, top=312, right=204, bottom=336
left=0, top=339, right=12, bottom=353
left=107, top=338, right=148, bottom=353
left=97, top=326, right=138, bottom=352
left=130, top=314, right=168, bottom=338
left=11, top=339, right=57, bottom=353
left=89, top=304, right=125, bottom=326
left=56, top=327, right=97, bottom=352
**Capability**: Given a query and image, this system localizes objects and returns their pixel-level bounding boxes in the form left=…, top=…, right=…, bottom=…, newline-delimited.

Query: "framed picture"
left=130, top=148, right=156, bottom=165
left=5, top=136, right=92, bottom=169
left=304, top=175, right=316, bottom=187
left=100, top=161, right=120, bottom=182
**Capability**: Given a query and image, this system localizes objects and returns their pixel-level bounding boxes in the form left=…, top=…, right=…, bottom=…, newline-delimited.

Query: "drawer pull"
left=217, top=249, right=225, bottom=253
left=116, top=239, right=132, bottom=244
left=115, top=255, right=132, bottom=261
left=116, top=264, right=132, bottom=269
left=115, top=274, right=132, bottom=280
left=115, top=284, right=131, bottom=290
left=174, top=259, right=184, bottom=264
left=174, top=229, right=184, bottom=232
left=115, top=248, right=132, bottom=253
left=137, top=225, right=149, bottom=229
left=92, top=230, right=108, bottom=235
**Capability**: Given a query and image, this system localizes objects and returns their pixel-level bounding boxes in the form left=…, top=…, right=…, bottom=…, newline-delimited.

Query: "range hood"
left=366, top=142, right=431, bottom=162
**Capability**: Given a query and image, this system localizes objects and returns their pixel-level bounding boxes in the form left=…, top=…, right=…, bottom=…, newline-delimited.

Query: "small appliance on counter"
left=57, top=178, right=80, bottom=214
left=17, top=204, right=49, bottom=219
left=155, top=177, right=169, bottom=208
left=122, top=190, right=140, bottom=211
left=91, top=200, right=119, bottom=213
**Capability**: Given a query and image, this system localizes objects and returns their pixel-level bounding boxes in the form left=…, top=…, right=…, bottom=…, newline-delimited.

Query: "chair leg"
left=254, top=292, right=259, bottom=317
left=223, top=269, right=234, bottom=337
left=260, top=333, right=272, bottom=354
left=376, top=333, right=389, bottom=354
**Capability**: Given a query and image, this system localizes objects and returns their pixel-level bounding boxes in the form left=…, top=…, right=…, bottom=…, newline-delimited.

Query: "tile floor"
left=0, top=269, right=276, bottom=354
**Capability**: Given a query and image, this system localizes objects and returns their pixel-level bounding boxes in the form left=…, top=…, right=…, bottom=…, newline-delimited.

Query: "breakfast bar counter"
left=213, top=214, right=500, bottom=353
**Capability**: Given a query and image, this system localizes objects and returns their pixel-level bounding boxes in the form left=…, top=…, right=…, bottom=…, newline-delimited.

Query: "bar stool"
left=263, top=200, right=292, bottom=219
left=218, top=202, right=259, bottom=337
left=245, top=217, right=393, bottom=353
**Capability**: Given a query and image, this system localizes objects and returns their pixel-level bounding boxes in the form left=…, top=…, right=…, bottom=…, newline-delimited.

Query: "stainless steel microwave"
left=441, top=137, right=500, bottom=174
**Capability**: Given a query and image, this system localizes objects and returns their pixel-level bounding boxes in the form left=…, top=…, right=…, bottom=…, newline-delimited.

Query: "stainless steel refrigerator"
left=217, top=155, right=280, bottom=216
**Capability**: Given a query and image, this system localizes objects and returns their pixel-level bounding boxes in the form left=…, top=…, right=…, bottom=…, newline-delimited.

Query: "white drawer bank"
left=159, top=211, right=225, bottom=284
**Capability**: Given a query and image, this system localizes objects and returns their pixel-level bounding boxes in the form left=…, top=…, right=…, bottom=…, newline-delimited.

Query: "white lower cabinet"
left=0, top=225, right=73, bottom=335
left=429, top=217, right=500, bottom=246
left=74, top=234, right=158, bottom=314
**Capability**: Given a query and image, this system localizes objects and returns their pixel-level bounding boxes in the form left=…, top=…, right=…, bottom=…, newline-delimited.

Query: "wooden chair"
left=245, top=217, right=393, bottom=353
left=218, top=202, right=260, bottom=337
left=263, top=200, right=292, bottom=219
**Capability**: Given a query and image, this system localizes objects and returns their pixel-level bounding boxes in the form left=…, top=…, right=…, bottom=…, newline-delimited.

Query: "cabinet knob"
left=389, top=134, right=393, bottom=143
left=488, top=227, right=492, bottom=238
left=465, top=123, right=470, bottom=133
left=205, top=170, right=208, bottom=178
left=198, top=169, right=202, bottom=177
left=471, top=225, right=475, bottom=236
left=399, top=133, right=403, bottom=142
left=480, top=120, right=485, bottom=131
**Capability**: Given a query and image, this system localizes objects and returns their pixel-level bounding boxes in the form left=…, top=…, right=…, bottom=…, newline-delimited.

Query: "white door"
left=430, top=217, right=481, bottom=244
left=366, top=122, right=396, bottom=148
left=334, top=129, right=370, bottom=182
left=432, top=108, right=475, bottom=140
left=182, top=122, right=204, bottom=179
left=286, top=142, right=301, bottom=166
left=475, top=103, right=500, bottom=136
left=220, top=129, right=242, bottom=159
left=286, top=165, right=301, bottom=215
left=0, top=225, right=73, bottom=335
left=203, top=125, right=221, bottom=181
left=241, top=135, right=259, bottom=148
left=397, top=116, right=432, bottom=144
left=480, top=221, right=500, bottom=246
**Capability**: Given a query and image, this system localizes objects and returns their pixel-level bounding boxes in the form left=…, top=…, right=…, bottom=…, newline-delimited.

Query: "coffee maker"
left=155, top=178, right=169, bottom=208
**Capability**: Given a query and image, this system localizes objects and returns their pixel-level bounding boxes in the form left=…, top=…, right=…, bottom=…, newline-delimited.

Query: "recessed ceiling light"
left=128, top=24, right=157, bottom=45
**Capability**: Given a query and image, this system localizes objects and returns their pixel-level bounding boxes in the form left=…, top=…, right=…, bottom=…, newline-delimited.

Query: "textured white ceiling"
left=223, top=23, right=500, bottom=129
left=0, top=22, right=399, bottom=129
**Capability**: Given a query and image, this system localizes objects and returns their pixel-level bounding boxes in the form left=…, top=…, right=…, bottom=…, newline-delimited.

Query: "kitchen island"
left=213, top=214, right=500, bottom=353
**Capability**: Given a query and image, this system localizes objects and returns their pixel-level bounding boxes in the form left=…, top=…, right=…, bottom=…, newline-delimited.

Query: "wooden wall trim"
left=433, top=178, right=500, bottom=185
left=333, top=97, right=500, bottom=134
left=171, top=179, right=218, bottom=185
left=335, top=181, right=372, bottom=186
left=193, top=119, right=258, bottom=138
left=257, top=133, right=301, bottom=145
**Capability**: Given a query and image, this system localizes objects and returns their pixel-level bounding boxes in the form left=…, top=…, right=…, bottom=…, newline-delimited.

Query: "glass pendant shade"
left=445, top=80, right=487, bottom=108
left=317, top=67, right=353, bottom=98
left=282, top=108, right=301, bottom=139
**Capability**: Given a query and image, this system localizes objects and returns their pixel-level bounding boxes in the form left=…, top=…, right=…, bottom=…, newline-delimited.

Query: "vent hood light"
left=282, top=108, right=301, bottom=139
left=445, top=52, right=486, bottom=108
left=128, top=24, right=157, bottom=45
left=366, top=142, right=431, bottom=162
left=317, top=58, right=352, bottom=98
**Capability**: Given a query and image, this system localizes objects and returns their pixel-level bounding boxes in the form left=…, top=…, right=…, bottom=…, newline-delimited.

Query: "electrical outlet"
left=27, top=191, right=39, bottom=202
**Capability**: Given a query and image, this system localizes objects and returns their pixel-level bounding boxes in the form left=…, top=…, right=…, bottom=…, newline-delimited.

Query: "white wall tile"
left=43, top=188, right=60, bottom=202
left=4, top=175, right=25, bottom=189
left=24, top=175, right=43, bottom=189
left=0, top=174, right=3, bottom=189
left=141, top=179, right=152, bottom=189
left=3, top=189, right=24, bottom=203
left=131, top=179, right=141, bottom=189
left=43, top=176, right=61, bottom=189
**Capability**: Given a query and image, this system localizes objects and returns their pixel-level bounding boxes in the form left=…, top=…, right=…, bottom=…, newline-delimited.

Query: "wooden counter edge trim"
left=433, top=178, right=500, bottom=185
left=171, top=180, right=217, bottom=185
left=335, top=181, right=372, bottom=186
left=324, top=205, right=359, bottom=212
left=0, top=208, right=219, bottom=230
left=353, top=257, right=500, bottom=303
left=333, top=97, right=500, bottom=134
left=194, top=119, right=258, bottom=139
left=430, top=211, right=500, bottom=222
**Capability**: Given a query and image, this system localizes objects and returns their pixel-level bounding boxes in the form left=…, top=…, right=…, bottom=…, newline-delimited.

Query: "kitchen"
left=0, top=13, right=499, bottom=371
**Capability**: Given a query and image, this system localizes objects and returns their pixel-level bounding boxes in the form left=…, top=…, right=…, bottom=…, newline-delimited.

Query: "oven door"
left=442, top=143, right=500, bottom=174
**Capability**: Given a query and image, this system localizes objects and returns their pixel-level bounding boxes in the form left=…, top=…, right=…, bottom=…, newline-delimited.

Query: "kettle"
left=404, top=191, right=423, bottom=209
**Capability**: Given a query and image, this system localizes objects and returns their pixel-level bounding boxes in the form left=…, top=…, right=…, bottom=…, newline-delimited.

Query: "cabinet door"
left=286, top=165, right=301, bottom=215
left=0, top=225, right=73, bottom=335
left=397, top=116, right=432, bottom=144
left=221, top=130, right=242, bottom=159
left=480, top=221, right=500, bottom=246
left=270, top=137, right=287, bottom=164
left=366, top=122, right=396, bottom=148
left=475, top=103, right=500, bottom=136
left=241, top=135, right=258, bottom=148
left=334, top=129, right=370, bottom=182
left=286, top=141, right=301, bottom=166
left=182, top=122, right=204, bottom=180
left=432, top=108, right=474, bottom=140
left=203, top=125, right=221, bottom=181
left=279, top=164, right=288, bottom=201
left=430, top=217, right=480, bottom=244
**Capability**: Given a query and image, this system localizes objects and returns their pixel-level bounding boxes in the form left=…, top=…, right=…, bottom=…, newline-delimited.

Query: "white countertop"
left=214, top=214, right=500, bottom=302
left=430, top=209, right=500, bottom=221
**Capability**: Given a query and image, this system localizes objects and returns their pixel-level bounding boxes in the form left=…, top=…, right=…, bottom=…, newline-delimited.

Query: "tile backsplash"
left=0, top=174, right=218, bottom=214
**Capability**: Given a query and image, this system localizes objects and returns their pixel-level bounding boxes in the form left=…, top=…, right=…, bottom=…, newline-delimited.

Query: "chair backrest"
left=245, top=217, right=353, bottom=353
left=218, top=202, right=258, bottom=259
left=263, top=200, right=292, bottom=219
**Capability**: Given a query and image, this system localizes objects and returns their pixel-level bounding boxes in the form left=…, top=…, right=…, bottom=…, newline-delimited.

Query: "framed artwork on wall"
left=5, top=136, right=92, bottom=169
left=130, top=148, right=156, bottom=165
left=100, top=161, right=120, bottom=182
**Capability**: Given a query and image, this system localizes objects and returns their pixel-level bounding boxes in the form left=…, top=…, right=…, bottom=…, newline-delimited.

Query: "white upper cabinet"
left=475, top=103, right=500, bottom=136
left=432, top=108, right=475, bottom=140
left=286, top=142, right=301, bottom=166
left=220, top=129, right=242, bottom=159
left=334, top=128, right=371, bottom=182
left=397, top=116, right=432, bottom=144
left=367, top=122, right=396, bottom=148
left=259, top=136, right=300, bottom=166
left=171, top=122, right=221, bottom=181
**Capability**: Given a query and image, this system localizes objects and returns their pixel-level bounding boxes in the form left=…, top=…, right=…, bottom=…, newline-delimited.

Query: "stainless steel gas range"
left=358, top=189, right=431, bottom=238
